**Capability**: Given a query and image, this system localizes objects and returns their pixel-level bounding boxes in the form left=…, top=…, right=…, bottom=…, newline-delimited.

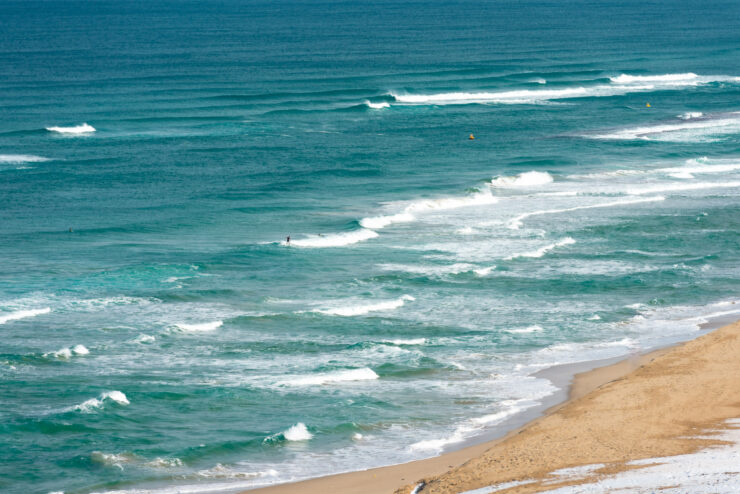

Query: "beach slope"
left=400, top=319, right=740, bottom=493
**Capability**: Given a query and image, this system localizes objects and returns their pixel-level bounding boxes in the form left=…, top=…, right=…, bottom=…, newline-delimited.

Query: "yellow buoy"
left=646, top=102, right=651, bottom=108
left=469, top=134, right=475, bottom=140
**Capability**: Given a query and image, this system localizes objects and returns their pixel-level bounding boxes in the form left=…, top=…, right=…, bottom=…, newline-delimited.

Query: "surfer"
left=286, top=235, right=290, bottom=244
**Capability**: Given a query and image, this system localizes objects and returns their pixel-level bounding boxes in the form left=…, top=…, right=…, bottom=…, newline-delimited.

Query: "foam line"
left=508, top=196, right=666, bottom=229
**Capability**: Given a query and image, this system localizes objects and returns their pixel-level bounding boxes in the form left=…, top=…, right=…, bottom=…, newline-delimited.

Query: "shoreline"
left=248, top=313, right=739, bottom=494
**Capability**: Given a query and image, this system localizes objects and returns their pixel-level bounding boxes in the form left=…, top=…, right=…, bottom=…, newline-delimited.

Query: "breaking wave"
left=588, top=112, right=740, bottom=142
left=360, top=188, right=497, bottom=230
left=286, top=229, right=379, bottom=247
left=279, top=367, right=379, bottom=386
left=489, top=171, right=553, bottom=188
left=174, top=320, right=223, bottom=332
left=364, top=100, right=390, bottom=109
left=69, top=391, right=129, bottom=413
left=311, top=295, right=415, bottom=316
left=0, top=154, right=50, bottom=164
left=504, top=237, right=576, bottom=260
left=46, top=123, right=96, bottom=134
left=264, top=423, right=313, bottom=442
left=45, top=344, right=89, bottom=359
left=0, top=307, right=51, bottom=324
left=388, top=73, right=739, bottom=106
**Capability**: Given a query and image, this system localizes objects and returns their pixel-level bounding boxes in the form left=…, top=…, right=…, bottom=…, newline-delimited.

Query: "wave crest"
left=312, top=295, right=415, bottom=316
left=490, top=171, right=553, bottom=188
left=46, top=123, right=96, bottom=134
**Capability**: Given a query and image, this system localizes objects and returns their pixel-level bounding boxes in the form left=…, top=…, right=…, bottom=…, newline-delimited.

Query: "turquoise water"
left=1, top=1, right=740, bottom=493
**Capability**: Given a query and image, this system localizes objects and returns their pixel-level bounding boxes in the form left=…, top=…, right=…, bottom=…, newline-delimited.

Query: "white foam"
left=71, top=391, right=129, bottom=413
left=541, top=420, right=740, bottom=494
left=409, top=401, right=531, bottom=453
left=383, top=338, right=427, bottom=345
left=364, top=100, right=390, bottom=109
left=489, top=171, right=553, bottom=188
left=280, top=367, right=379, bottom=386
left=45, top=344, right=89, bottom=359
left=505, top=325, right=544, bottom=334
left=474, top=266, right=495, bottom=276
left=590, top=113, right=740, bottom=142
left=627, top=180, right=740, bottom=196
left=175, top=320, right=223, bottom=332
left=312, top=295, right=415, bottom=316
left=360, top=188, right=497, bottom=231
left=282, top=423, right=313, bottom=441
left=389, top=73, right=739, bottom=106
left=46, top=123, right=96, bottom=134
left=504, top=237, right=576, bottom=260
left=286, top=229, right=379, bottom=247
left=0, top=154, right=50, bottom=164
left=678, top=111, right=704, bottom=120
left=91, top=452, right=136, bottom=470
left=196, top=464, right=279, bottom=480
left=132, top=334, right=156, bottom=344
left=609, top=72, right=704, bottom=84
left=146, top=457, right=183, bottom=469
left=72, top=344, right=90, bottom=355
left=378, top=263, right=475, bottom=276
left=360, top=212, right=415, bottom=229
left=508, top=196, right=665, bottom=229
left=404, top=188, right=498, bottom=213
left=0, top=307, right=51, bottom=324
left=530, top=78, right=547, bottom=84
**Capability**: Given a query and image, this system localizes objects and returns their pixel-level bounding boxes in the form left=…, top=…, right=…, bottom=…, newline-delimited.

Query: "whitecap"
left=70, top=391, right=129, bottom=413
left=359, top=212, right=415, bottom=229
left=489, top=171, right=553, bottom=188
left=175, top=320, right=223, bottom=332
left=132, top=334, right=156, bottom=344
left=0, top=154, right=50, bottom=164
left=678, top=111, right=704, bottom=120
left=364, top=100, right=390, bottom=109
left=473, top=266, right=495, bottom=276
left=281, top=422, right=313, bottom=441
left=359, top=188, right=497, bottom=231
left=390, top=74, right=738, bottom=106
left=45, top=344, right=89, bottom=359
left=286, top=229, right=378, bottom=247
left=312, top=295, right=415, bottom=316
left=280, top=367, right=379, bottom=386
left=383, top=338, right=427, bottom=345
left=46, top=123, right=96, bottom=134
left=0, top=307, right=51, bottom=324
left=504, top=237, right=575, bottom=260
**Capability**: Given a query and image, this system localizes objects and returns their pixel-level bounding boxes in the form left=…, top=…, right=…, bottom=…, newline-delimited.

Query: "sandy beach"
left=251, top=318, right=740, bottom=494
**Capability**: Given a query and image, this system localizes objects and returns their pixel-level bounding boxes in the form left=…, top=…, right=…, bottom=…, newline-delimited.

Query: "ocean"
left=1, top=1, right=739, bottom=493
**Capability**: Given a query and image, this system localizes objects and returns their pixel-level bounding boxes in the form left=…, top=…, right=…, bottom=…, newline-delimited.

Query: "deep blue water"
left=1, top=1, right=739, bottom=493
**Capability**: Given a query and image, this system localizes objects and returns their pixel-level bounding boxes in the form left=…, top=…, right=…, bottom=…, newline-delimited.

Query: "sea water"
left=1, top=1, right=739, bottom=493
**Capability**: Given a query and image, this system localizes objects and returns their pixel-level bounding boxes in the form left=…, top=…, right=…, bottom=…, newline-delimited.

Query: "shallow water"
left=1, top=1, right=739, bottom=493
